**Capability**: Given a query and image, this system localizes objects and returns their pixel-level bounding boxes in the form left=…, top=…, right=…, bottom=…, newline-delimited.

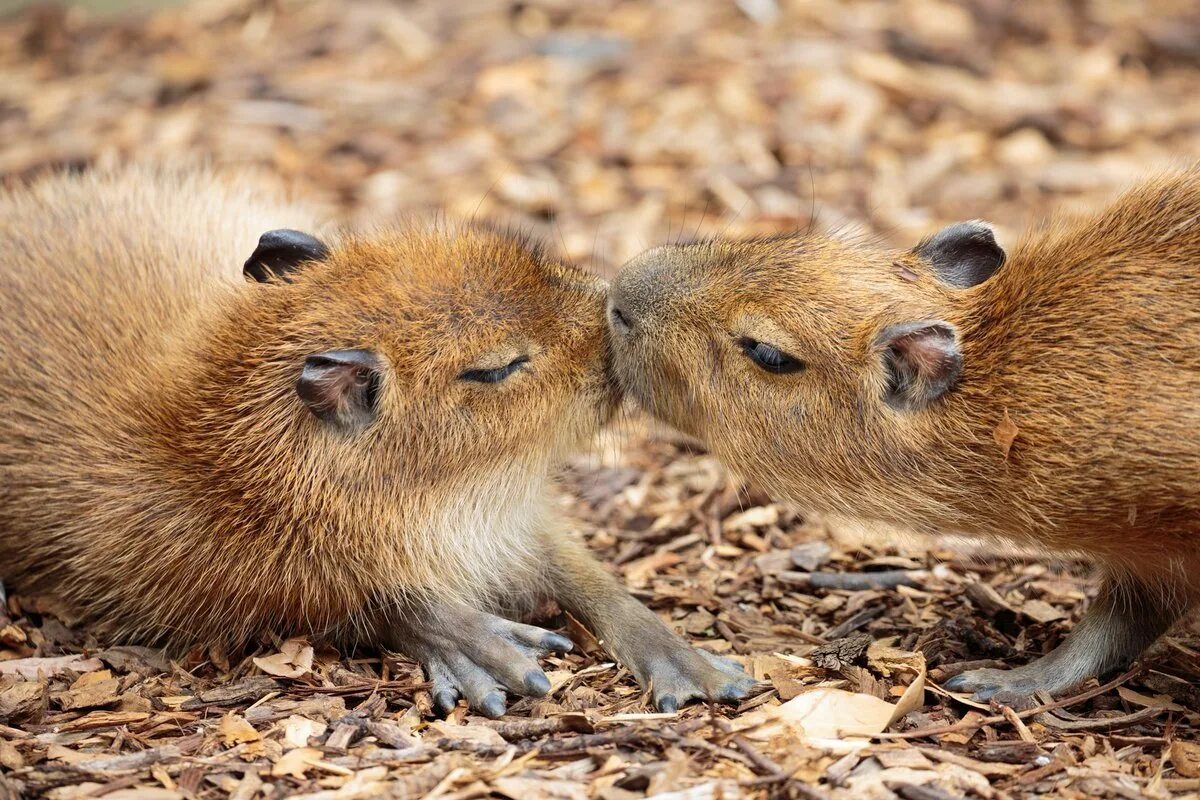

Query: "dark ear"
left=244, top=229, right=329, bottom=283
left=914, top=221, right=1004, bottom=288
left=296, top=349, right=381, bottom=430
left=877, top=321, right=961, bottom=410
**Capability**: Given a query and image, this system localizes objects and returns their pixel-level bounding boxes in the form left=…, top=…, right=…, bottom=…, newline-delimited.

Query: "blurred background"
left=3, top=0, right=1200, bottom=273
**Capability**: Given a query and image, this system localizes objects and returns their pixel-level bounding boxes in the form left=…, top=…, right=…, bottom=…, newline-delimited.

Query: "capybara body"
left=607, top=169, right=1200, bottom=700
left=0, top=167, right=752, bottom=715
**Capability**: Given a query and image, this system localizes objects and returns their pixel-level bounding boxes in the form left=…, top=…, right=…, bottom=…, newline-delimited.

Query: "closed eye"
left=459, top=355, right=530, bottom=384
left=738, top=337, right=804, bottom=374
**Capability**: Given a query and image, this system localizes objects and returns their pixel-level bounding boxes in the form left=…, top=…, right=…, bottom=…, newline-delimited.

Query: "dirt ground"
left=2, top=0, right=1200, bottom=798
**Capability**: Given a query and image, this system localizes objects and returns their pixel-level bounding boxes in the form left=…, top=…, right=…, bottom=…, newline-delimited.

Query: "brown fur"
left=0, top=166, right=613, bottom=648
left=608, top=169, right=1200, bottom=694
left=0, top=167, right=754, bottom=713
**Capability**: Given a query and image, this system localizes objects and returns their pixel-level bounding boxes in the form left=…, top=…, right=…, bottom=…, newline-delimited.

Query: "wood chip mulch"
left=2, top=1, right=1199, bottom=798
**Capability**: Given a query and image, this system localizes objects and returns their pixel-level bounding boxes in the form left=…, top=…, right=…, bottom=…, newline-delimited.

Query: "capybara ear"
left=913, top=221, right=1005, bottom=288
left=244, top=229, right=330, bottom=283
left=296, top=349, right=381, bottom=430
left=875, top=321, right=962, bottom=410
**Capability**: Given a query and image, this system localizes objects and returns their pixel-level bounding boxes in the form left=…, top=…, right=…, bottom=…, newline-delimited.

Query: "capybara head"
left=605, top=224, right=1004, bottom=514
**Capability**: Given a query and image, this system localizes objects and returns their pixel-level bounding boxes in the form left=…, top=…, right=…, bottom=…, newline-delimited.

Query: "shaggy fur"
left=608, top=169, right=1200, bottom=696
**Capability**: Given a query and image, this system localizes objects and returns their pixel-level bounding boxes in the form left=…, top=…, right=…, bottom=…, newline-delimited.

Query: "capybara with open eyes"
left=0, top=167, right=752, bottom=717
left=606, top=169, right=1200, bottom=702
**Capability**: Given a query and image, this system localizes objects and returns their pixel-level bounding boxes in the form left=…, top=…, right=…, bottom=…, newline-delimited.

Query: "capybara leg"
left=945, top=575, right=1186, bottom=705
left=545, top=536, right=755, bottom=711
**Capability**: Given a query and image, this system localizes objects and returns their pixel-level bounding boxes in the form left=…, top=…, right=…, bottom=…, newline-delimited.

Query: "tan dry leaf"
left=54, top=670, right=121, bottom=712
left=564, top=613, right=602, bottom=656
left=53, top=679, right=121, bottom=711
left=1172, top=740, right=1200, bottom=778
left=543, top=669, right=576, bottom=694
left=282, top=714, right=328, bottom=749
left=103, top=791, right=182, bottom=800
left=1117, top=687, right=1185, bottom=712
left=866, top=640, right=925, bottom=678
left=271, top=746, right=323, bottom=779
left=623, top=550, right=683, bottom=588
left=723, top=505, right=779, bottom=531
left=425, top=720, right=507, bottom=747
left=72, top=669, right=113, bottom=688
left=993, top=409, right=1019, bottom=459
left=493, top=776, right=589, bottom=800
left=1021, top=599, right=1064, bottom=623
left=0, top=654, right=103, bottom=681
left=939, top=710, right=986, bottom=744
left=643, top=781, right=742, bottom=800
left=218, top=713, right=261, bottom=746
left=888, top=661, right=928, bottom=727
left=738, top=687, right=895, bottom=742
left=47, top=743, right=97, bottom=765
left=252, top=639, right=314, bottom=679
left=863, top=640, right=927, bottom=725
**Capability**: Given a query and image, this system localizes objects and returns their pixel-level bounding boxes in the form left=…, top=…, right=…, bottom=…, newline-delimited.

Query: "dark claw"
left=657, top=694, right=679, bottom=713
left=524, top=669, right=551, bottom=696
left=542, top=633, right=573, bottom=653
left=433, top=690, right=460, bottom=715
left=479, top=692, right=506, bottom=719
left=942, top=674, right=969, bottom=692
left=716, top=677, right=755, bottom=703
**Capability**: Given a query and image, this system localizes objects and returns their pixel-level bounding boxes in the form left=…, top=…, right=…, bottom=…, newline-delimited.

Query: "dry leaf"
left=218, top=713, right=261, bottom=745
left=47, top=743, right=98, bottom=765
left=102, top=791, right=182, bottom=800
left=993, top=409, right=1019, bottom=458
left=866, top=640, right=925, bottom=677
left=939, top=710, right=986, bottom=744
left=53, top=670, right=120, bottom=711
left=282, top=714, right=327, bottom=749
left=1118, top=687, right=1185, bottom=713
left=723, top=505, right=779, bottom=531
left=426, top=720, right=507, bottom=747
left=1173, top=741, right=1200, bottom=778
left=888, top=662, right=927, bottom=727
left=623, top=551, right=683, bottom=588
left=271, top=746, right=323, bottom=779
left=564, top=612, right=602, bottom=656
left=738, top=687, right=895, bottom=742
left=0, top=654, right=103, bottom=680
left=252, top=639, right=314, bottom=679
left=1021, top=599, right=1064, bottom=623
left=641, top=783, right=741, bottom=800
left=494, top=776, right=590, bottom=800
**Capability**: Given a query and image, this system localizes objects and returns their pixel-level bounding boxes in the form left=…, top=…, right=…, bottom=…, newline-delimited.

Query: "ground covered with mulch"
left=2, top=0, right=1200, bottom=798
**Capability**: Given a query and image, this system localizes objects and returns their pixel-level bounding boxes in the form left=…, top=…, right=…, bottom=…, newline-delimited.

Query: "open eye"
left=738, top=338, right=804, bottom=374
left=459, top=355, right=530, bottom=384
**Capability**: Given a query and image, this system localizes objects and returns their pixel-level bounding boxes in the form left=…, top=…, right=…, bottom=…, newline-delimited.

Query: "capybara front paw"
left=415, top=613, right=572, bottom=718
left=943, top=663, right=1076, bottom=707
left=632, top=643, right=755, bottom=712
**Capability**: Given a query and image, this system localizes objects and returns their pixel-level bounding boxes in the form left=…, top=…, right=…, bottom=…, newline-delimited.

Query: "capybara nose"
left=609, top=247, right=681, bottom=336
left=608, top=303, right=634, bottom=335
left=607, top=269, right=652, bottom=336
